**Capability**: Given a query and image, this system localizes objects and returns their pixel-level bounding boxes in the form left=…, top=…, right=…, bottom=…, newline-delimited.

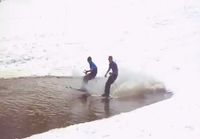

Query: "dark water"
left=0, top=76, right=172, bottom=139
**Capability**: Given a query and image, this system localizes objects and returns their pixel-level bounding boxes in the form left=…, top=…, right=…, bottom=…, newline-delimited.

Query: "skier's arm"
left=105, top=67, right=111, bottom=77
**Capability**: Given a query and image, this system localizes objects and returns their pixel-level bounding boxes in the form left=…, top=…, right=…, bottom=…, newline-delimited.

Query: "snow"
left=0, top=0, right=200, bottom=138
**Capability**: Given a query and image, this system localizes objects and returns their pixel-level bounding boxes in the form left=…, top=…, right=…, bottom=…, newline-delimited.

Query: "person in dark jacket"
left=102, top=56, right=118, bottom=97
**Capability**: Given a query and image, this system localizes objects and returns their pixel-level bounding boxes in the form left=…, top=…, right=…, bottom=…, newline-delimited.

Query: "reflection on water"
left=0, top=76, right=172, bottom=139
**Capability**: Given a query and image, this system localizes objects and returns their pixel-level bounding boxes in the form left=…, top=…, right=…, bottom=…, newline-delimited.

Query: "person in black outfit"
left=102, top=56, right=118, bottom=97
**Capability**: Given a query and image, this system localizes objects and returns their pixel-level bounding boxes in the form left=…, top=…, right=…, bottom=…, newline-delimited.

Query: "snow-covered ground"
left=0, top=0, right=200, bottom=138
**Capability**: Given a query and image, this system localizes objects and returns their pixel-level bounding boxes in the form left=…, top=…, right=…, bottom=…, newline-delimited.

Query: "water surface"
left=0, top=76, right=172, bottom=139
